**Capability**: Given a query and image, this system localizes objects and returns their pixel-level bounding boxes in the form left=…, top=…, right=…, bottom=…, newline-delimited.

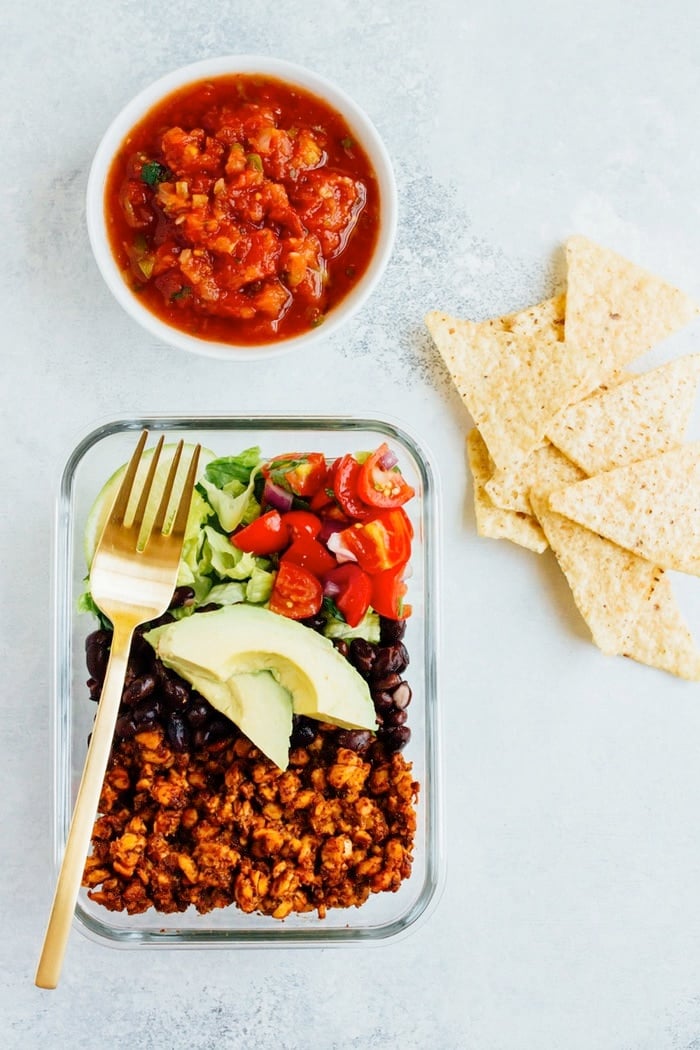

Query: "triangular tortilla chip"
left=564, top=235, right=699, bottom=373
left=466, top=429, right=547, bottom=553
left=485, top=442, right=585, bottom=515
left=426, top=303, right=599, bottom=471
left=530, top=488, right=664, bottom=655
left=501, top=293, right=566, bottom=340
left=548, top=443, right=700, bottom=575
left=546, top=355, right=700, bottom=474
left=622, top=574, right=700, bottom=680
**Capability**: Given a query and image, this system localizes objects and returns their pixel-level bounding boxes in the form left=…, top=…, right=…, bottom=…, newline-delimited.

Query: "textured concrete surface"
left=5, top=1, right=700, bottom=1047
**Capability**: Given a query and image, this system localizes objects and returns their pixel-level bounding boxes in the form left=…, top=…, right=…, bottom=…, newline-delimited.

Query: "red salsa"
left=105, top=75, right=381, bottom=345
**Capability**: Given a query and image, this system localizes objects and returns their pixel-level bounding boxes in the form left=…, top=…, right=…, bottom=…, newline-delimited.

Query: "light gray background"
left=5, top=1, right=700, bottom=1047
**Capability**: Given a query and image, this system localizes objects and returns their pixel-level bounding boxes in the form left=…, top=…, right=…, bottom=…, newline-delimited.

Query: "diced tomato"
left=371, top=567, right=409, bottom=620
left=231, top=509, right=288, bottom=555
left=339, top=508, right=412, bottom=574
left=309, top=458, right=338, bottom=513
left=324, top=563, right=372, bottom=627
left=333, top=454, right=372, bottom=520
left=284, top=510, right=322, bottom=540
left=357, top=443, right=415, bottom=508
left=265, top=453, right=328, bottom=498
left=269, top=562, right=322, bottom=620
left=281, top=534, right=336, bottom=577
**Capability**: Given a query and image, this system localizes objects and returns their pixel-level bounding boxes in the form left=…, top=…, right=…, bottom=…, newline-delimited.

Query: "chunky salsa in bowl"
left=87, top=57, right=397, bottom=358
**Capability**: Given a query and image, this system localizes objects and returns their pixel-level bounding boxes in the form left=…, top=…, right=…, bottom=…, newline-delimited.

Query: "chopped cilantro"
left=170, top=286, right=191, bottom=301
left=141, top=161, right=171, bottom=186
left=341, top=136, right=354, bottom=150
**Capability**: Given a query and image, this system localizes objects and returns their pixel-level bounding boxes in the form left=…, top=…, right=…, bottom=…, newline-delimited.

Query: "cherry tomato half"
left=231, top=509, right=288, bottom=555
left=309, top=459, right=338, bottom=513
left=269, top=561, right=323, bottom=620
left=281, top=534, right=336, bottom=577
left=357, top=443, right=415, bottom=508
left=371, top=566, right=409, bottom=620
left=341, top=509, right=410, bottom=574
left=284, top=510, right=322, bottom=540
left=333, top=454, right=372, bottom=520
left=324, top=563, right=372, bottom=627
left=339, top=508, right=412, bottom=574
left=265, top=453, right=328, bottom=498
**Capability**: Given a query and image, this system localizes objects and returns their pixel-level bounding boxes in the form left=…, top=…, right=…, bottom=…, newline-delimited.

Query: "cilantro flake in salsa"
left=105, top=74, right=381, bottom=345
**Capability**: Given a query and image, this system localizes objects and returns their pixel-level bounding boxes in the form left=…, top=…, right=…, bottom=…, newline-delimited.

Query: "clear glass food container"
left=53, top=416, right=443, bottom=948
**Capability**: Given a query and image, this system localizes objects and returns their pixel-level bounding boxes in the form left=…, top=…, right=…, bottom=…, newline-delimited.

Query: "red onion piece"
left=323, top=579, right=341, bottom=598
left=318, top=518, right=345, bottom=544
left=263, top=478, right=294, bottom=513
left=378, top=448, right=398, bottom=470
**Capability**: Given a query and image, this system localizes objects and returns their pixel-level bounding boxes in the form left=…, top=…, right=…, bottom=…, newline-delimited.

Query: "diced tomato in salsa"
left=105, top=75, right=380, bottom=346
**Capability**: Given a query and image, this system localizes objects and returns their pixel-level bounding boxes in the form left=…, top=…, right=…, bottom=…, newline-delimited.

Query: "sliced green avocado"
left=150, top=604, right=377, bottom=732
left=184, top=668, right=293, bottom=770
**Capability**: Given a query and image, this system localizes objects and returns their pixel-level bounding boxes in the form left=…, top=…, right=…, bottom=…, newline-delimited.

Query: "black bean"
left=185, top=696, right=211, bottom=728
left=301, top=614, right=326, bottom=633
left=383, top=725, right=411, bottom=752
left=204, top=716, right=233, bottom=745
left=371, top=642, right=409, bottom=679
left=383, top=706, right=408, bottom=728
left=85, top=631, right=111, bottom=682
left=391, top=682, right=413, bottom=710
left=171, top=585, right=195, bottom=609
left=122, top=673, right=157, bottom=707
left=86, top=677, right=102, bottom=702
left=166, top=712, right=190, bottom=752
left=349, top=638, right=376, bottom=678
left=290, top=717, right=317, bottom=748
left=379, top=617, right=406, bottom=646
left=115, top=714, right=137, bottom=741
left=332, top=639, right=349, bottom=659
left=144, top=611, right=176, bottom=630
left=132, top=698, right=162, bottom=727
left=371, top=673, right=402, bottom=695
left=162, top=676, right=190, bottom=709
left=194, top=603, right=222, bottom=615
left=336, top=729, right=373, bottom=753
left=373, top=691, right=395, bottom=717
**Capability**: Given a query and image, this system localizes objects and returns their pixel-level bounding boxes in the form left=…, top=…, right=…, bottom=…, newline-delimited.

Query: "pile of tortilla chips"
left=426, top=235, right=700, bottom=679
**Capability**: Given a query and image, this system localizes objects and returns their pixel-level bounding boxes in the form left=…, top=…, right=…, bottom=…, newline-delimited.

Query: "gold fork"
left=35, top=431, right=201, bottom=989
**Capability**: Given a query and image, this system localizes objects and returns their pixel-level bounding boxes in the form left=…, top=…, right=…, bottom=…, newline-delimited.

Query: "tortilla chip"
left=485, top=441, right=585, bottom=514
left=530, top=488, right=664, bottom=655
left=426, top=306, right=597, bottom=471
left=466, top=429, right=547, bottom=553
left=564, top=235, right=699, bottom=373
left=548, top=443, right=700, bottom=575
left=546, top=355, right=700, bottom=474
left=501, top=293, right=566, bottom=340
left=622, top=574, right=700, bottom=680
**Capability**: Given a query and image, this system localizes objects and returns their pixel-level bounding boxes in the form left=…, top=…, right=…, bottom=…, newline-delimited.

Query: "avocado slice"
left=184, top=668, right=293, bottom=770
left=149, top=605, right=377, bottom=735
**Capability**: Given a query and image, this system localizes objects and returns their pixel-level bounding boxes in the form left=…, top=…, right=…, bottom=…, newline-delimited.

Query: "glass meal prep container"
left=53, top=416, right=442, bottom=948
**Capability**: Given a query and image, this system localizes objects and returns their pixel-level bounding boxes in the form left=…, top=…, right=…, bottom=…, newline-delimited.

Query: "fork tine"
left=151, top=440, right=184, bottom=535
left=107, top=430, right=149, bottom=528
left=130, top=434, right=164, bottom=534
left=169, top=445, right=201, bottom=538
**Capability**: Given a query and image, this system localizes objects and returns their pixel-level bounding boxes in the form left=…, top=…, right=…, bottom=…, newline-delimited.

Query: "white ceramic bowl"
left=86, top=55, right=398, bottom=361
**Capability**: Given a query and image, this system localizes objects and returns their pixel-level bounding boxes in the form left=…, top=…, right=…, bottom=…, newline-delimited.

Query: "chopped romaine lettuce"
left=203, top=447, right=261, bottom=488
left=245, top=565, right=275, bottom=604
left=204, top=581, right=247, bottom=606
left=200, top=525, right=262, bottom=581
left=323, top=607, right=380, bottom=644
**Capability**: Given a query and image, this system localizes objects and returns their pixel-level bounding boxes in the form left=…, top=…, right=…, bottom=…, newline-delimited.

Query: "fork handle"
left=35, top=623, right=135, bottom=989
